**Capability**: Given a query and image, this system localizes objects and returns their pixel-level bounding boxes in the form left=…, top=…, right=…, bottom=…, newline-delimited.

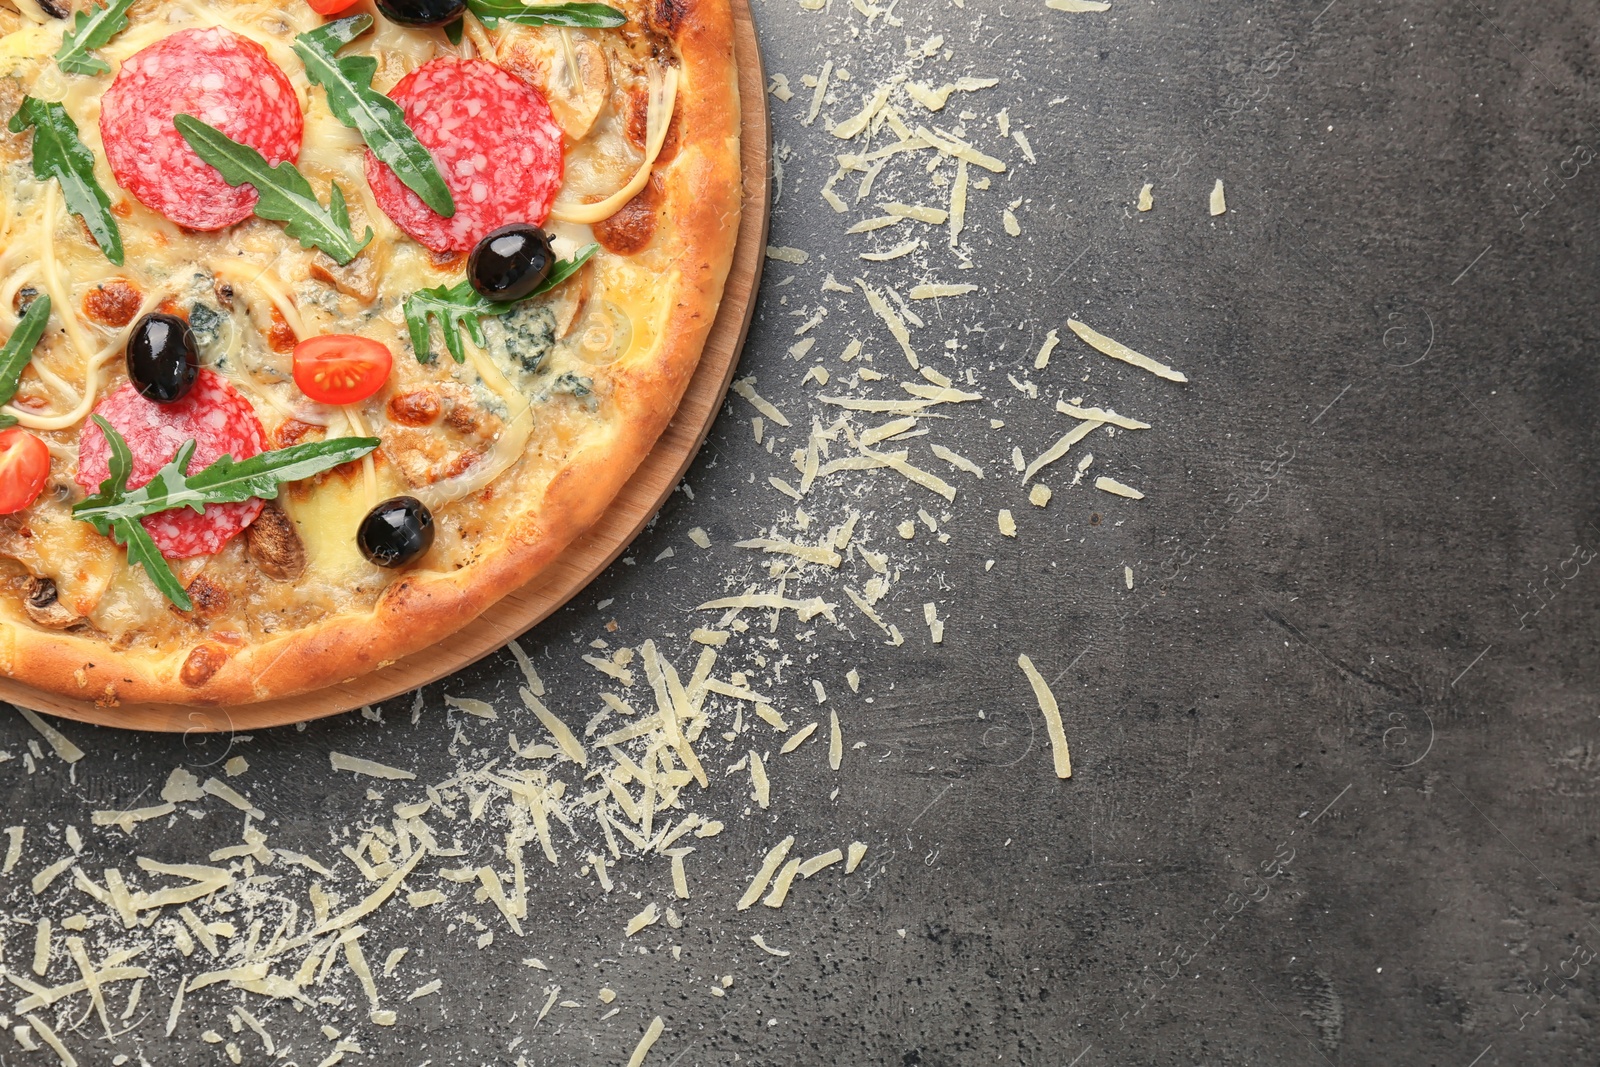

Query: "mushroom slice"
left=246, top=502, right=307, bottom=582
left=24, top=577, right=79, bottom=629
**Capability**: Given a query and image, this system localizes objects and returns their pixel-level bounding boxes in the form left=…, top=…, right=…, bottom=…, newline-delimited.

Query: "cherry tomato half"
left=307, top=0, right=361, bottom=14
left=0, top=427, right=50, bottom=515
left=293, top=335, right=393, bottom=407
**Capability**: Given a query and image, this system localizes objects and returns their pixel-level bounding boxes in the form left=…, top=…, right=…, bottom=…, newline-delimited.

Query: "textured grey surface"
left=4, top=0, right=1600, bottom=1064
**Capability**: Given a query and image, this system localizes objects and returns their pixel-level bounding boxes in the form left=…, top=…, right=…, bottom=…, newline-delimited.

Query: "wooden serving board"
left=0, top=9, right=771, bottom=734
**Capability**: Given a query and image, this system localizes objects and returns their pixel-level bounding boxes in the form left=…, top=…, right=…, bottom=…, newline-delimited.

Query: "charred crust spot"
left=183, top=574, right=230, bottom=619
left=273, top=418, right=320, bottom=449
left=387, top=389, right=442, bottom=427
left=180, top=644, right=227, bottom=688
left=430, top=249, right=467, bottom=272
left=245, top=502, right=306, bottom=582
left=443, top=401, right=488, bottom=436
left=13, top=287, right=39, bottom=316
left=265, top=306, right=297, bottom=353
left=214, top=280, right=235, bottom=309
left=593, top=175, right=663, bottom=256
left=82, top=279, right=143, bottom=328
left=650, top=0, right=688, bottom=36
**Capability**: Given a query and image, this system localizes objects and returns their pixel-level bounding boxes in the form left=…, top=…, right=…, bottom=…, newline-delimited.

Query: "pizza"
left=0, top=0, right=742, bottom=705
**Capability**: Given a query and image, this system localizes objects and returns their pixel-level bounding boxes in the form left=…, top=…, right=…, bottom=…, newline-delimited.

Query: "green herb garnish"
left=174, top=115, right=373, bottom=265
left=465, top=0, right=626, bottom=29
left=0, top=295, right=52, bottom=429
left=74, top=417, right=380, bottom=610
left=404, top=243, right=598, bottom=363
left=54, top=0, right=136, bottom=77
left=293, top=16, right=455, bottom=218
left=9, top=98, right=123, bottom=266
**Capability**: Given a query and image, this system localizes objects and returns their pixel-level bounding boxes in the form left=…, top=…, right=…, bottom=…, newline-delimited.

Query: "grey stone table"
left=3, top=0, right=1598, bottom=1064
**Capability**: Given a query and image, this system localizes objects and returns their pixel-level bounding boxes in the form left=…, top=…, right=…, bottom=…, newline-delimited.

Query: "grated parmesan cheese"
left=625, top=1016, right=665, bottom=1067
left=737, top=836, right=796, bottom=910
left=330, top=753, right=416, bottom=781
left=1017, top=654, right=1072, bottom=777
left=16, top=708, right=84, bottom=764
left=845, top=842, right=869, bottom=873
left=765, top=245, right=810, bottom=264
left=443, top=695, right=498, bottom=720
left=1138, top=182, right=1154, bottom=211
left=998, top=510, right=1017, bottom=537
left=1055, top=400, right=1149, bottom=429
left=761, top=858, right=802, bottom=907
left=625, top=902, right=660, bottom=936
left=909, top=283, right=978, bottom=299
left=780, top=722, right=819, bottom=753
left=1210, top=178, right=1227, bottom=215
left=1029, top=484, right=1052, bottom=507
left=1094, top=476, right=1145, bottom=500
left=1066, top=318, right=1188, bottom=383
left=731, top=377, right=792, bottom=426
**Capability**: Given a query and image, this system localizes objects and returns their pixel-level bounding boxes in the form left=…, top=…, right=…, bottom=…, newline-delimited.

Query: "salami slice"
left=366, top=58, right=564, bottom=254
left=99, top=28, right=303, bottom=231
left=76, top=371, right=268, bottom=560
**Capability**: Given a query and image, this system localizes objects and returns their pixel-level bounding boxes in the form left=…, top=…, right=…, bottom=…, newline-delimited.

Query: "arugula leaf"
left=174, top=115, right=373, bottom=265
left=75, top=417, right=380, bottom=609
left=54, top=0, right=136, bottom=77
left=73, top=416, right=194, bottom=608
left=465, top=0, right=626, bottom=28
left=293, top=16, right=455, bottom=218
left=9, top=98, right=124, bottom=266
left=0, top=294, right=52, bottom=429
left=403, top=243, right=598, bottom=363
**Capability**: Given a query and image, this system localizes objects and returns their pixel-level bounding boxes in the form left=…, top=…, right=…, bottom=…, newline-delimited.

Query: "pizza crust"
left=0, top=0, right=743, bottom=705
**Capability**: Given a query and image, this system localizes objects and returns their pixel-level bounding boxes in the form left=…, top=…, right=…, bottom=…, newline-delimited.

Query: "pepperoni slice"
left=76, top=371, right=268, bottom=560
left=366, top=58, right=564, bottom=254
left=99, top=28, right=303, bottom=231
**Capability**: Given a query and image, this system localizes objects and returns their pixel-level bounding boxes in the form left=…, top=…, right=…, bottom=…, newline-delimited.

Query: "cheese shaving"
left=4, top=825, right=22, bottom=874
left=1046, top=0, right=1110, bottom=9
left=737, top=836, right=796, bottom=910
left=750, top=934, right=791, bottom=957
left=731, top=377, right=792, bottom=426
left=1017, top=654, right=1072, bottom=777
left=883, top=202, right=947, bottom=223
left=1138, top=182, right=1154, bottom=211
left=202, top=778, right=264, bottom=818
left=845, top=842, right=869, bottom=873
left=625, top=1016, right=665, bottom=1067
left=522, top=688, right=589, bottom=767
left=1023, top=420, right=1104, bottom=484
left=855, top=278, right=919, bottom=368
left=909, top=283, right=978, bottom=298
left=443, top=695, right=498, bottom=720
left=765, top=245, right=810, bottom=264
left=748, top=750, right=770, bottom=808
left=625, top=902, right=660, bottom=936
left=1029, top=484, right=1052, bottom=507
left=906, top=76, right=999, bottom=111
left=948, top=159, right=968, bottom=246
left=861, top=239, right=921, bottom=262
left=1094, top=476, right=1145, bottom=499
left=799, top=848, right=844, bottom=878
left=828, top=711, right=843, bottom=770
left=670, top=851, right=690, bottom=899
left=832, top=83, right=896, bottom=139
left=330, top=753, right=416, bottom=780
left=1210, top=178, right=1227, bottom=215
left=780, top=722, right=819, bottom=753
left=915, top=125, right=1006, bottom=172
left=847, top=215, right=902, bottom=233
left=696, top=594, right=836, bottom=622
left=998, top=509, right=1017, bottom=537
left=1055, top=400, right=1149, bottom=429
left=1034, top=329, right=1059, bottom=369
left=25, top=1012, right=77, bottom=1067
left=16, top=708, right=84, bottom=763
left=804, top=60, right=831, bottom=125
left=762, top=857, right=802, bottom=907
